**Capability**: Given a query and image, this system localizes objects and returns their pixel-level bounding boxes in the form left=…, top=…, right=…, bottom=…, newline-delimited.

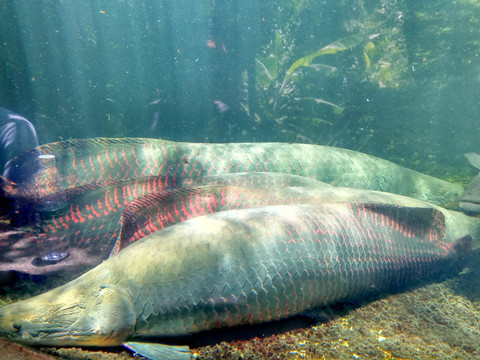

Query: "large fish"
left=3, top=137, right=462, bottom=208
left=113, top=183, right=480, bottom=255
left=3, top=174, right=479, bottom=277
left=0, top=137, right=463, bottom=274
left=0, top=203, right=471, bottom=358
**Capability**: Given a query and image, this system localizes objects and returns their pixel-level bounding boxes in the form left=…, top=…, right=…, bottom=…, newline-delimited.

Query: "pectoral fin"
left=124, top=341, right=192, bottom=360
left=465, top=152, right=480, bottom=170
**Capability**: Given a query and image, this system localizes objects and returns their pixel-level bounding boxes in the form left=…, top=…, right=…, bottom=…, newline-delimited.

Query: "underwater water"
left=1, top=1, right=478, bottom=171
left=1, top=0, right=480, bottom=359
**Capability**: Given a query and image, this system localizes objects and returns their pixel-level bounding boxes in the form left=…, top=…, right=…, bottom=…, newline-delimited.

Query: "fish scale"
left=113, top=179, right=462, bottom=253
left=6, top=137, right=462, bottom=207
left=113, top=184, right=319, bottom=252
left=115, top=203, right=463, bottom=338
left=0, top=174, right=329, bottom=275
left=0, top=176, right=179, bottom=265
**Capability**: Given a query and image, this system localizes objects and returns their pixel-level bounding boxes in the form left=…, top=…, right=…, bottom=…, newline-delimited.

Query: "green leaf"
left=294, top=97, right=344, bottom=114
left=287, top=33, right=364, bottom=75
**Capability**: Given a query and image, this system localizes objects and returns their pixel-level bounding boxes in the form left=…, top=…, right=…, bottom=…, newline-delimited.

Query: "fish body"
left=2, top=173, right=479, bottom=276
left=114, top=183, right=480, bottom=254
left=0, top=203, right=470, bottom=346
left=0, top=138, right=463, bottom=274
left=0, top=173, right=325, bottom=275
left=5, top=137, right=462, bottom=207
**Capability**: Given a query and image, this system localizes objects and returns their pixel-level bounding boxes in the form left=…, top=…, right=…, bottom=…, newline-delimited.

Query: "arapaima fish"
left=3, top=137, right=462, bottom=208
left=1, top=174, right=479, bottom=277
left=0, top=202, right=471, bottom=359
left=0, top=137, right=465, bottom=276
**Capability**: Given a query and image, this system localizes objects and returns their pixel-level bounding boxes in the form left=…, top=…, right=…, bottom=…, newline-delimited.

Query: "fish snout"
left=460, top=173, right=480, bottom=216
left=9, top=319, right=43, bottom=341
left=459, top=200, right=480, bottom=216
left=0, top=283, right=137, bottom=346
left=0, top=299, right=66, bottom=344
left=0, top=306, right=36, bottom=343
left=459, top=188, right=480, bottom=216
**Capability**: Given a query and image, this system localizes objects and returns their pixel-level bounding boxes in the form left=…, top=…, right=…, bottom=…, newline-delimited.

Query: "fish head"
left=415, top=184, right=462, bottom=211
left=0, top=276, right=136, bottom=346
left=459, top=173, right=480, bottom=216
left=460, top=153, right=480, bottom=216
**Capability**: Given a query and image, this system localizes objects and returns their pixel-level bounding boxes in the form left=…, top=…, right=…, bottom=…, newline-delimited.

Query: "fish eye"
left=12, top=323, right=21, bottom=331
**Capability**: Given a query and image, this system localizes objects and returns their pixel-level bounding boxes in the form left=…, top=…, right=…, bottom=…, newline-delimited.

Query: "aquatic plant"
left=254, top=32, right=365, bottom=144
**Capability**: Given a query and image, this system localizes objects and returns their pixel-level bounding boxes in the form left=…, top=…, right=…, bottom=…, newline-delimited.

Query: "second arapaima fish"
left=0, top=173, right=322, bottom=276
left=3, top=137, right=462, bottom=208
left=2, top=173, right=479, bottom=278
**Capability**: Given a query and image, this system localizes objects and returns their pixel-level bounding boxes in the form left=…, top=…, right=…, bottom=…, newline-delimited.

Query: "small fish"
left=206, top=40, right=227, bottom=52
left=149, top=111, right=159, bottom=132
left=206, top=39, right=216, bottom=48
left=214, top=100, right=230, bottom=113
left=31, top=252, right=70, bottom=267
left=145, top=98, right=162, bottom=107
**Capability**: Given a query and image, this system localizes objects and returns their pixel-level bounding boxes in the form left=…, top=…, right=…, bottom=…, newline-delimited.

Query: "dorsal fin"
left=353, top=203, right=446, bottom=242
left=111, top=184, right=284, bottom=255
left=112, top=185, right=241, bottom=254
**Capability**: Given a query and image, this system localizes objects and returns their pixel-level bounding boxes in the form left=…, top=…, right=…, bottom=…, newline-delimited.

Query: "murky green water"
left=1, top=1, right=478, bottom=172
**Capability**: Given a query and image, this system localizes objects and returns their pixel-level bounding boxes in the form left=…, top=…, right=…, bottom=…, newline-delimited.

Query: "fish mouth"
left=459, top=200, right=480, bottom=216
left=6, top=321, right=96, bottom=345
left=5, top=321, right=124, bottom=346
left=0, top=308, right=103, bottom=346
